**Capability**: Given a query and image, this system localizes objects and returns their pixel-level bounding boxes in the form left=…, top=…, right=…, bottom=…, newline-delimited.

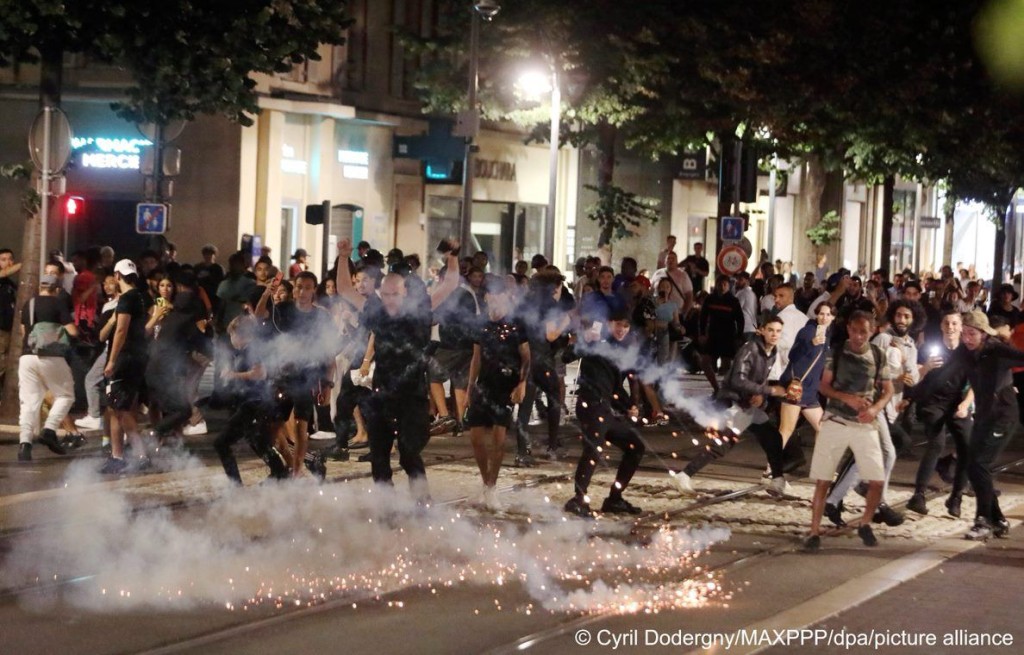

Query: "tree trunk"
left=1, top=46, right=62, bottom=419
left=794, top=154, right=826, bottom=278
left=942, top=192, right=955, bottom=268
left=993, top=207, right=1006, bottom=289
left=595, top=121, right=617, bottom=253
left=880, top=175, right=894, bottom=275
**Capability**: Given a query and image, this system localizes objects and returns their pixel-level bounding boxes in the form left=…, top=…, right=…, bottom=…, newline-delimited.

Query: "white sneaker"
left=670, top=470, right=697, bottom=495
left=309, top=431, right=335, bottom=441
left=74, top=415, right=103, bottom=431
left=767, top=477, right=792, bottom=497
left=483, top=486, right=503, bottom=511
left=182, top=421, right=208, bottom=436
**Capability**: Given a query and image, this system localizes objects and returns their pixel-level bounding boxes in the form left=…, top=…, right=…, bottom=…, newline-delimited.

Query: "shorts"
left=269, top=382, right=316, bottom=424
left=706, top=336, right=737, bottom=360
left=106, top=356, right=146, bottom=411
left=809, top=414, right=886, bottom=482
left=464, top=388, right=514, bottom=429
left=428, top=347, right=472, bottom=388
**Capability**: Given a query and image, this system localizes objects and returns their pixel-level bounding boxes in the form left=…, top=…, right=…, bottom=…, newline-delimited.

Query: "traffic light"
left=63, top=196, right=85, bottom=220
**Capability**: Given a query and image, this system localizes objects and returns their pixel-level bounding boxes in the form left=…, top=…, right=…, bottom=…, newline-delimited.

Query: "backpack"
left=830, top=341, right=886, bottom=392
left=26, top=297, right=72, bottom=357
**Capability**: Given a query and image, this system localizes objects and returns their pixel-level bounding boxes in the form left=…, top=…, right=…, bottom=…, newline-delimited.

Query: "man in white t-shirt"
left=650, top=251, right=693, bottom=315
left=771, top=284, right=810, bottom=379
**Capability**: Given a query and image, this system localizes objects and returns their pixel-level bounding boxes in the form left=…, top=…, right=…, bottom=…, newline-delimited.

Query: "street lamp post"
left=518, top=67, right=560, bottom=265
left=459, top=0, right=500, bottom=255
left=545, top=70, right=560, bottom=265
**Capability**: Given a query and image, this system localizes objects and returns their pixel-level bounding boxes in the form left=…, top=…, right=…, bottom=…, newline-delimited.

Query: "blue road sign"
left=136, top=203, right=169, bottom=234
left=720, top=216, right=744, bottom=242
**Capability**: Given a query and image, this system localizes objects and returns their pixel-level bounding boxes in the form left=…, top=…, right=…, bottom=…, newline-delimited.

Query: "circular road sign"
left=717, top=244, right=748, bottom=276
left=28, top=107, right=73, bottom=173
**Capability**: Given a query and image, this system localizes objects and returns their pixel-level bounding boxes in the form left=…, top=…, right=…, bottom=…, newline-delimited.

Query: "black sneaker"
left=824, top=502, right=847, bottom=527
left=304, top=452, right=327, bottom=482
left=906, top=492, right=928, bottom=515
left=601, top=496, right=643, bottom=515
left=357, top=452, right=372, bottom=462
left=966, top=518, right=992, bottom=541
left=993, top=519, right=1010, bottom=538
left=429, top=415, right=457, bottom=436
left=857, top=524, right=878, bottom=547
left=38, top=428, right=67, bottom=455
left=803, top=535, right=821, bottom=552
left=17, top=443, right=32, bottom=462
left=873, top=503, right=905, bottom=526
left=323, top=444, right=351, bottom=462
left=99, top=457, right=127, bottom=475
left=61, top=433, right=87, bottom=450
left=945, top=494, right=962, bottom=518
left=513, top=453, right=536, bottom=468
left=564, top=496, right=595, bottom=519
left=133, top=456, right=153, bottom=472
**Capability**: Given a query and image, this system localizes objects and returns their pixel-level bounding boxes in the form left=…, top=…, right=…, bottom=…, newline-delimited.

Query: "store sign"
left=71, top=136, right=152, bottom=170
left=281, top=144, right=308, bottom=175
left=474, top=158, right=516, bottom=182
left=338, top=149, right=369, bottom=179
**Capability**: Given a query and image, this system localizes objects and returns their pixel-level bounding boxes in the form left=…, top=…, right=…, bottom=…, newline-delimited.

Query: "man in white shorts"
left=805, top=311, right=894, bottom=551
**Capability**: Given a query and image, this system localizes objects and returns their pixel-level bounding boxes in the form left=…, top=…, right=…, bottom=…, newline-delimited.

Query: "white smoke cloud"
left=2, top=463, right=730, bottom=615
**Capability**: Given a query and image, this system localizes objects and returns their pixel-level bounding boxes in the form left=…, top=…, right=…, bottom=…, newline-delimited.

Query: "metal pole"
left=459, top=10, right=480, bottom=254
left=544, top=69, right=559, bottom=265
left=766, top=154, right=777, bottom=259
left=40, top=106, right=51, bottom=278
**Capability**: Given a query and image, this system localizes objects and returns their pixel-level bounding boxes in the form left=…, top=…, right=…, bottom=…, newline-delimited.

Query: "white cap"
left=114, top=259, right=137, bottom=277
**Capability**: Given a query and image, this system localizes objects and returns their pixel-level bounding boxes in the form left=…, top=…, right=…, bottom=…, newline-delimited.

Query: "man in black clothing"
left=676, top=317, right=788, bottom=495
left=335, top=239, right=460, bottom=498
left=428, top=264, right=481, bottom=435
left=698, top=275, right=744, bottom=392
left=906, top=309, right=973, bottom=517
left=564, top=312, right=646, bottom=518
left=213, top=314, right=289, bottom=483
left=256, top=271, right=335, bottom=479
left=100, top=259, right=151, bottom=473
left=959, top=310, right=1024, bottom=540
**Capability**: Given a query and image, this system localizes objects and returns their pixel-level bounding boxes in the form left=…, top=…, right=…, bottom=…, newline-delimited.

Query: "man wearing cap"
left=959, top=310, right=1024, bottom=540
left=987, top=283, right=1022, bottom=328
left=16, top=272, right=78, bottom=461
left=100, top=260, right=152, bottom=473
left=289, top=249, right=309, bottom=280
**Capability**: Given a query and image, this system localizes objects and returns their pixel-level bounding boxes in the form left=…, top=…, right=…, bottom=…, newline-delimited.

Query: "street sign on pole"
left=28, top=107, right=73, bottom=173
left=136, top=203, right=169, bottom=234
left=720, top=216, right=745, bottom=243
left=716, top=244, right=748, bottom=276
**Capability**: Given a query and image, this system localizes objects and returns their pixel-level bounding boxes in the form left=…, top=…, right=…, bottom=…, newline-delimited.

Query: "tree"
left=0, top=0, right=352, bottom=417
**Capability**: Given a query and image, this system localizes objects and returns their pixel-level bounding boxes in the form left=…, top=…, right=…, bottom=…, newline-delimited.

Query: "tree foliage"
left=584, top=183, right=660, bottom=248
left=0, top=0, right=353, bottom=125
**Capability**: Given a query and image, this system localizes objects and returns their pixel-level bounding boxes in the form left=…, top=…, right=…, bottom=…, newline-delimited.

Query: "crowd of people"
left=4, top=231, right=1023, bottom=548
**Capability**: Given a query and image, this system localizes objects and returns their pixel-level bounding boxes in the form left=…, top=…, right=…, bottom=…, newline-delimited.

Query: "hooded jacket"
left=717, top=335, right=777, bottom=406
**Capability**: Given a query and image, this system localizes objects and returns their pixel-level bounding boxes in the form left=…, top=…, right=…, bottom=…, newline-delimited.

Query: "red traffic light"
left=64, top=196, right=84, bottom=218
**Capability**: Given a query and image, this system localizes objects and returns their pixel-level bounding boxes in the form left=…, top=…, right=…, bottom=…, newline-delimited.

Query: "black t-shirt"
left=267, top=301, right=336, bottom=383
left=114, top=289, right=149, bottom=360
left=364, top=293, right=432, bottom=396
left=914, top=341, right=968, bottom=407
left=0, top=277, right=16, bottom=331
left=229, top=344, right=268, bottom=401
left=21, top=294, right=73, bottom=351
left=474, top=317, right=528, bottom=397
left=436, top=286, right=480, bottom=350
left=148, top=305, right=201, bottom=369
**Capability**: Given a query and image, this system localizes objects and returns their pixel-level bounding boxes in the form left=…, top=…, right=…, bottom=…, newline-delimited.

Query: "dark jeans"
left=514, top=362, right=561, bottom=454
left=213, top=399, right=286, bottom=483
left=573, top=397, right=646, bottom=498
left=683, top=408, right=785, bottom=478
left=915, top=404, right=971, bottom=495
left=967, top=419, right=1015, bottom=523
left=365, top=393, right=429, bottom=485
